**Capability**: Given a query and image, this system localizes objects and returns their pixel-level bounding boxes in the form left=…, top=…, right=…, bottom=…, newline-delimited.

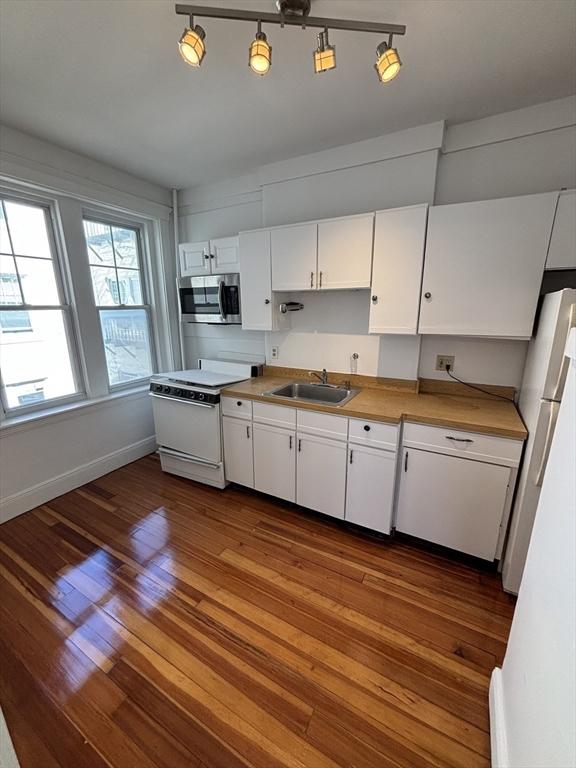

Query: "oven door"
left=178, top=275, right=241, bottom=324
left=151, top=393, right=222, bottom=464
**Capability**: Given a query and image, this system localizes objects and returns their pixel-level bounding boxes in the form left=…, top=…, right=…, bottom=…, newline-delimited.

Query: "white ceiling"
left=1, top=0, right=575, bottom=189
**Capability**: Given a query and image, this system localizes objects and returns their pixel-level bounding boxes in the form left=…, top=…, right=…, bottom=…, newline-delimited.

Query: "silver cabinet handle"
left=445, top=436, right=474, bottom=443
left=319, top=271, right=323, bottom=288
left=289, top=435, right=293, bottom=450
left=349, top=449, right=353, bottom=465
left=404, top=451, right=408, bottom=472
left=298, top=438, right=302, bottom=452
left=246, top=425, right=250, bottom=439
left=310, top=271, right=314, bottom=288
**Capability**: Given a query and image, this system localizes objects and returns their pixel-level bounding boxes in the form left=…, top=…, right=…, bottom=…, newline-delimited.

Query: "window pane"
left=0, top=310, right=31, bottom=332
left=16, top=256, right=60, bottom=305
left=90, top=266, right=118, bottom=305
left=83, top=221, right=115, bottom=266
left=0, top=254, right=22, bottom=305
left=0, top=205, right=11, bottom=254
left=111, top=227, right=138, bottom=268
left=4, top=201, right=51, bottom=258
left=99, top=308, right=152, bottom=386
left=116, top=268, right=143, bottom=305
left=0, top=309, right=78, bottom=409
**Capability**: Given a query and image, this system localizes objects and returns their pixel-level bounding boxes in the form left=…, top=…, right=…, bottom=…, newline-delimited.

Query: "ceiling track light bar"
left=174, top=4, right=406, bottom=36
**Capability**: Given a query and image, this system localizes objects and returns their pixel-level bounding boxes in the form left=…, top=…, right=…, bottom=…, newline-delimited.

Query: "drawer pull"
left=363, top=425, right=371, bottom=432
left=446, top=436, right=474, bottom=443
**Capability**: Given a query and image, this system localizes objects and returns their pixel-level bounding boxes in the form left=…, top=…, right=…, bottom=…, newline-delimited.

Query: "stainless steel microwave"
left=178, top=274, right=241, bottom=324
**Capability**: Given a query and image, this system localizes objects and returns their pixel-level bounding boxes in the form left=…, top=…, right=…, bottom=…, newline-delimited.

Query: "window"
left=83, top=219, right=153, bottom=387
left=0, top=197, right=81, bottom=413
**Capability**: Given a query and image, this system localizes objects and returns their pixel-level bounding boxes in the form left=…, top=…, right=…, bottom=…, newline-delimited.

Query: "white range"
left=149, top=359, right=261, bottom=488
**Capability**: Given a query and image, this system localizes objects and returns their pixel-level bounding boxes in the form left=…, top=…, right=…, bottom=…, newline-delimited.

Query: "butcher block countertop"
left=221, top=374, right=528, bottom=441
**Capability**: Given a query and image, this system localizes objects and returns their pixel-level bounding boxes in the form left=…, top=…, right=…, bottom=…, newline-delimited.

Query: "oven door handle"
left=158, top=447, right=221, bottom=469
left=218, top=280, right=226, bottom=322
left=149, top=392, right=216, bottom=408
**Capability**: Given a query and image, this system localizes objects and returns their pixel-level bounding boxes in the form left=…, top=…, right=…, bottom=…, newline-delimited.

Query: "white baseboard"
left=489, top=667, right=509, bottom=768
left=0, top=436, right=157, bottom=524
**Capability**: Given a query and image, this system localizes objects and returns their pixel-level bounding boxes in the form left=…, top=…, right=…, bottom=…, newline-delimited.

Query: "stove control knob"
left=189, top=391, right=195, bottom=399
left=163, top=386, right=171, bottom=394
left=175, top=389, right=183, bottom=397
left=154, top=384, right=163, bottom=392
left=198, top=393, right=205, bottom=401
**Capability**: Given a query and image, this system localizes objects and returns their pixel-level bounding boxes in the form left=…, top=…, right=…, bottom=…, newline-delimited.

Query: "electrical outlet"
left=271, top=346, right=279, bottom=360
left=436, top=355, right=455, bottom=371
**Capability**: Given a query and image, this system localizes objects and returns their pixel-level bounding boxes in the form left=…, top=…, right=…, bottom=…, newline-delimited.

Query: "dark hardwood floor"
left=0, top=454, right=515, bottom=767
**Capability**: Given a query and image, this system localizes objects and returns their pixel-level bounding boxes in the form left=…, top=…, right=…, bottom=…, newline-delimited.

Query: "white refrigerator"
left=490, top=328, right=576, bottom=767
left=502, top=288, right=576, bottom=594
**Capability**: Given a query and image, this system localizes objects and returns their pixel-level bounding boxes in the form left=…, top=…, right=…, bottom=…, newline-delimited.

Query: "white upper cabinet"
left=271, top=223, right=318, bottom=291
left=211, top=236, right=240, bottom=273
left=179, top=237, right=239, bottom=276
left=239, top=230, right=274, bottom=331
left=418, top=192, right=558, bottom=338
left=369, top=205, right=428, bottom=334
left=317, top=214, right=374, bottom=290
left=179, top=241, right=210, bottom=276
left=546, top=190, right=576, bottom=270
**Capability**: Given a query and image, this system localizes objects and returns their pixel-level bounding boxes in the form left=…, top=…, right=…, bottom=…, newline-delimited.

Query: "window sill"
left=0, top=385, right=151, bottom=437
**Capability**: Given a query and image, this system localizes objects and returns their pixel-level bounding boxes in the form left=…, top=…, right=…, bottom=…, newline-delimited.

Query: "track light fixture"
left=375, top=36, right=402, bottom=84
left=178, top=15, right=206, bottom=67
left=249, top=21, right=272, bottom=75
left=313, top=28, right=336, bottom=74
left=175, top=2, right=406, bottom=84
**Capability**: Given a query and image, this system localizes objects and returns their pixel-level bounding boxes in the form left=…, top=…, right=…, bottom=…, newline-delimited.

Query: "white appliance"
left=490, top=329, right=576, bottom=768
left=502, top=289, right=576, bottom=593
left=149, top=359, right=261, bottom=488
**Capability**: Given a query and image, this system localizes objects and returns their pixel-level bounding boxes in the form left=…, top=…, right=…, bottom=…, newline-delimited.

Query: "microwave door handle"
left=218, top=280, right=226, bottom=321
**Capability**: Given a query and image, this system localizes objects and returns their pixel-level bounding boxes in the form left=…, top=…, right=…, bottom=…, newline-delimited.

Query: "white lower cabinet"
left=296, top=433, right=347, bottom=519
left=396, top=448, right=511, bottom=560
left=222, top=416, right=254, bottom=488
left=345, top=444, right=396, bottom=534
left=253, top=422, right=296, bottom=502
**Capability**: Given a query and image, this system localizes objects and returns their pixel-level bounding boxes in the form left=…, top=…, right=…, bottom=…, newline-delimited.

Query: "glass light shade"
left=375, top=43, right=401, bottom=83
left=249, top=34, right=271, bottom=75
left=313, top=45, right=336, bottom=73
left=179, top=26, right=206, bottom=67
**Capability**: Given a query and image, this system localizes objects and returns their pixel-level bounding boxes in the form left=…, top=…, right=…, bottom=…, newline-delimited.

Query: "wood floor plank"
left=0, top=455, right=514, bottom=768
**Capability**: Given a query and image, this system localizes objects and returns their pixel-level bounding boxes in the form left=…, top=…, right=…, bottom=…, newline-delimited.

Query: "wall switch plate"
left=436, top=355, right=455, bottom=371
left=271, top=346, right=279, bottom=360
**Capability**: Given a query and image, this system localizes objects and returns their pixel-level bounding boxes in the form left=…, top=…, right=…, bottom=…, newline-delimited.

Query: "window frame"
left=82, top=209, right=158, bottom=391
left=0, top=190, right=86, bottom=418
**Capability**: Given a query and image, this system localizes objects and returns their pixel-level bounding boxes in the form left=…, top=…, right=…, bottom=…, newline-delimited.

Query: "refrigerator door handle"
left=551, top=303, right=576, bottom=402
left=535, top=401, right=560, bottom=487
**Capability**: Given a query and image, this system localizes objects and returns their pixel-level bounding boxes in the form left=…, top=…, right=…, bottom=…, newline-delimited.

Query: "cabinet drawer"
left=297, top=409, right=348, bottom=441
left=403, top=422, right=523, bottom=466
left=222, top=397, right=253, bottom=421
left=253, top=401, right=296, bottom=428
left=349, top=418, right=398, bottom=450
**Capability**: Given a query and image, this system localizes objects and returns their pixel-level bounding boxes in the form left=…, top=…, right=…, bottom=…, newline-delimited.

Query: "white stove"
left=149, top=359, right=261, bottom=488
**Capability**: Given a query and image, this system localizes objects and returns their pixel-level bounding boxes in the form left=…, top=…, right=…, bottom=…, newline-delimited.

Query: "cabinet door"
left=546, top=190, right=576, bottom=270
left=211, top=236, right=240, bottom=274
left=345, top=445, right=396, bottom=534
left=253, top=423, right=295, bottom=502
left=317, top=214, right=373, bottom=289
left=396, top=448, right=511, bottom=560
left=239, top=230, right=274, bottom=330
left=271, top=224, right=317, bottom=291
left=419, top=193, right=558, bottom=338
left=179, top=241, right=210, bottom=276
left=296, top=434, right=347, bottom=519
left=369, top=205, right=427, bottom=334
left=222, top=417, right=254, bottom=488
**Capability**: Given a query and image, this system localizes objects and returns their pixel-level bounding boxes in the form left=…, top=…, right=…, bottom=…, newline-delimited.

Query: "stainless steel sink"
left=264, top=381, right=359, bottom=407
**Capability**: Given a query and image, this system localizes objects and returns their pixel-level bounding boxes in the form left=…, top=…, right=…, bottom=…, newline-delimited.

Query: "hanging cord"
left=445, top=364, right=515, bottom=402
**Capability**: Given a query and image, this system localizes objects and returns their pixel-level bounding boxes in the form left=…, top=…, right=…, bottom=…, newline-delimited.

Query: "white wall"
left=490, top=332, right=576, bottom=768
left=178, top=97, right=576, bottom=386
left=0, top=127, right=176, bottom=521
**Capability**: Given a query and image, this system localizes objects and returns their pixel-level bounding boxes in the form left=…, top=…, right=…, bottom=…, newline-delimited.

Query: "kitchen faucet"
left=310, top=368, right=328, bottom=385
